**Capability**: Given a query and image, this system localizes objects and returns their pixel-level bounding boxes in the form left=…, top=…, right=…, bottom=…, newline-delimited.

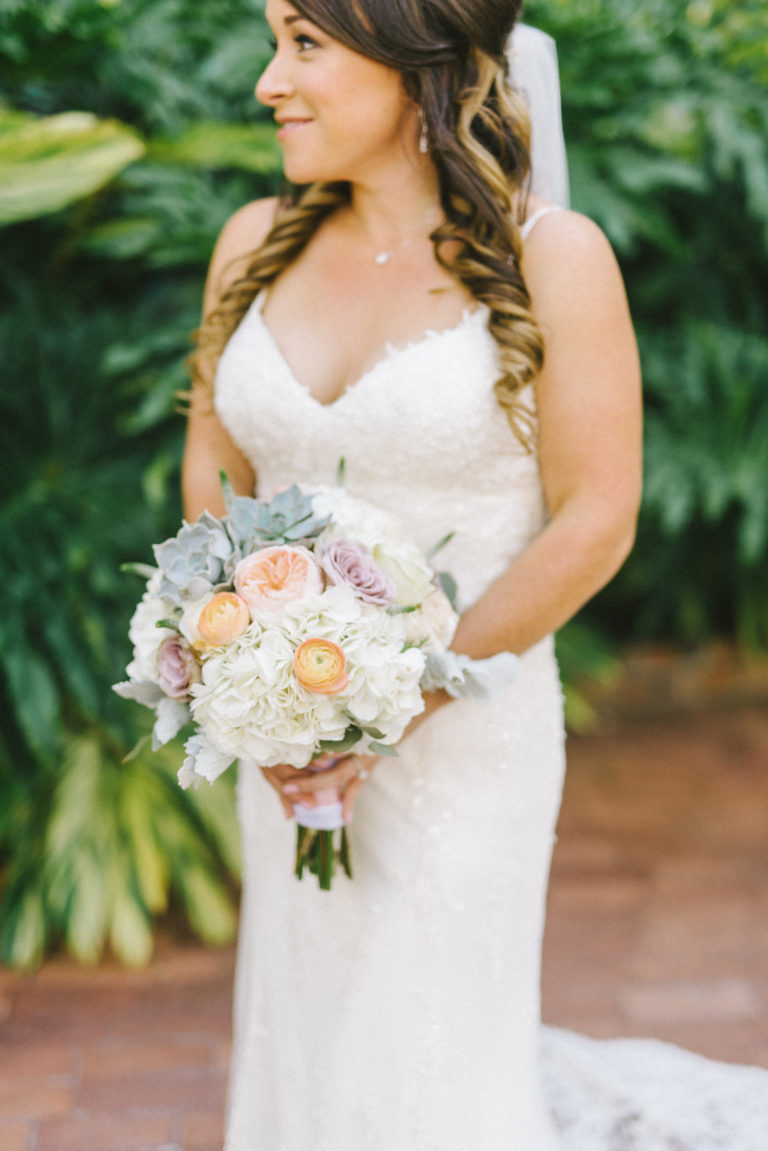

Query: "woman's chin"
left=283, top=163, right=318, bottom=185
left=283, top=160, right=342, bottom=185
left=280, top=146, right=352, bottom=187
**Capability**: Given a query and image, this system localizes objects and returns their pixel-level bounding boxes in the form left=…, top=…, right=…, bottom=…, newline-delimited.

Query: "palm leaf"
left=0, top=110, right=144, bottom=225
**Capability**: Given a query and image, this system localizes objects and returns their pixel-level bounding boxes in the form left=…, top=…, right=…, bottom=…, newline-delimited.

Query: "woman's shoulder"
left=217, top=196, right=281, bottom=256
left=522, top=195, right=606, bottom=250
left=518, top=198, right=631, bottom=342
left=521, top=199, right=622, bottom=295
left=204, top=196, right=281, bottom=308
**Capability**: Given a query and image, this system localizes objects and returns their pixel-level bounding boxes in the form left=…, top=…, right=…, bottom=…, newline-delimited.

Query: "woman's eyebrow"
left=266, top=11, right=309, bottom=34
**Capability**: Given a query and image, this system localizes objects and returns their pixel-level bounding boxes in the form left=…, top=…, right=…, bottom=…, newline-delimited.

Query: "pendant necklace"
left=374, top=236, right=415, bottom=266
left=371, top=208, right=442, bottom=267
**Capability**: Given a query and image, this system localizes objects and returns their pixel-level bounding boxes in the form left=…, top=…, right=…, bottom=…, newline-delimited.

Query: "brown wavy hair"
left=191, top=0, right=543, bottom=446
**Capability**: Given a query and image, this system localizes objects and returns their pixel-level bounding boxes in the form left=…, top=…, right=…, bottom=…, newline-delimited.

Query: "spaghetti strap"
left=520, top=205, right=563, bottom=240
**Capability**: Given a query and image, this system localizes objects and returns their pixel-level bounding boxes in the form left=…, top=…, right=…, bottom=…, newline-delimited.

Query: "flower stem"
left=293, top=826, right=353, bottom=890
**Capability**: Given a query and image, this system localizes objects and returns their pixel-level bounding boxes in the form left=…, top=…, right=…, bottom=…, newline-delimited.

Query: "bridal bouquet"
left=115, top=475, right=517, bottom=888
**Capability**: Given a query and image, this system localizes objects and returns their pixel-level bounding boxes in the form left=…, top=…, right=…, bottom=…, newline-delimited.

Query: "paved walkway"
left=1, top=704, right=767, bottom=1151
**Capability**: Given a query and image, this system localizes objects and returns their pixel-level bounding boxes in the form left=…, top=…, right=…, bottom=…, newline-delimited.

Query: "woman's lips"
left=276, top=119, right=312, bottom=141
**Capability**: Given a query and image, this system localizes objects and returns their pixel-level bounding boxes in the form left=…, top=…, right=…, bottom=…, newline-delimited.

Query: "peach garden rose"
left=235, top=546, right=324, bottom=614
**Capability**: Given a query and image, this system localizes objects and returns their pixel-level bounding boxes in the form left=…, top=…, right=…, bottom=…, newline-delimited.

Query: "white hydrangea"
left=189, top=583, right=426, bottom=769
left=311, top=486, right=403, bottom=552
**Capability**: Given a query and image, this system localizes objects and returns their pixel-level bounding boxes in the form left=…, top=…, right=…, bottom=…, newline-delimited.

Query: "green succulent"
left=226, top=484, right=330, bottom=549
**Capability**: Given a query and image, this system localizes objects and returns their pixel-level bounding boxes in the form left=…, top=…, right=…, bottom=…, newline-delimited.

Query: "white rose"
left=372, top=541, right=436, bottom=606
left=178, top=591, right=216, bottom=647
left=403, top=588, right=459, bottom=651
left=128, top=592, right=178, bottom=682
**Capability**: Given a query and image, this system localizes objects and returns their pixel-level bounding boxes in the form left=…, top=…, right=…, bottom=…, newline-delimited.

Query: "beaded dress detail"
left=215, top=212, right=768, bottom=1150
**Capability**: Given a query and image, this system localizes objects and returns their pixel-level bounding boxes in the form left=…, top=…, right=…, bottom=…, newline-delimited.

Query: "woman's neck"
left=345, top=167, right=443, bottom=254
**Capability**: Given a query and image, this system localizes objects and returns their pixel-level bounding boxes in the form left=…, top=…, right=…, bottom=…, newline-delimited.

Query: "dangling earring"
left=418, top=106, right=429, bottom=155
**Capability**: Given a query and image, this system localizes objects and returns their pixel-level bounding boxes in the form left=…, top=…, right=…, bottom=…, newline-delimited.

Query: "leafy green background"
left=1, top=0, right=766, bottom=967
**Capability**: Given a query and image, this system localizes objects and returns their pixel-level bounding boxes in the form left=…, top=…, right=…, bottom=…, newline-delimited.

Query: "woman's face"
left=258, top=0, right=416, bottom=185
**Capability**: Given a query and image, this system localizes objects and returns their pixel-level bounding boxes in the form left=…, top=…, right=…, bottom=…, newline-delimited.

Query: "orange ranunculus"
left=234, top=546, right=323, bottom=614
left=197, top=592, right=250, bottom=646
left=293, top=638, right=348, bottom=694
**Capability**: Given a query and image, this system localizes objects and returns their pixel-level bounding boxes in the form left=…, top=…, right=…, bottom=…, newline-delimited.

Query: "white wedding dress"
left=214, top=212, right=768, bottom=1150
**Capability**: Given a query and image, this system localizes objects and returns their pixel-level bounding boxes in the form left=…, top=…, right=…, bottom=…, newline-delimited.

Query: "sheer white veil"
left=507, top=24, right=570, bottom=208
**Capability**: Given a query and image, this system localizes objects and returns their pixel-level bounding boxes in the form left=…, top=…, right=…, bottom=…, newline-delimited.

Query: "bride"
left=182, top=0, right=768, bottom=1147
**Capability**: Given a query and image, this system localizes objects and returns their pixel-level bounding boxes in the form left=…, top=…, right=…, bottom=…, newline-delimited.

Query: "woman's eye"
left=265, top=30, right=319, bottom=55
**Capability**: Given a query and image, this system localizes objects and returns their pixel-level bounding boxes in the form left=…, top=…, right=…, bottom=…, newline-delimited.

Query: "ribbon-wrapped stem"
left=293, top=782, right=352, bottom=890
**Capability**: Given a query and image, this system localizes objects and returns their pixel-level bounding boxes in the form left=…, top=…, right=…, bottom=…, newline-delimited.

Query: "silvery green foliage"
left=227, top=485, right=329, bottom=551
left=113, top=678, right=164, bottom=708
left=153, top=511, right=235, bottom=604
left=113, top=678, right=189, bottom=750
left=179, top=732, right=233, bottom=789
left=422, top=650, right=519, bottom=701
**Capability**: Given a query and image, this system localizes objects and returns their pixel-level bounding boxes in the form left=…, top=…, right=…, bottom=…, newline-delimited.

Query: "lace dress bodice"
left=216, top=295, right=546, bottom=611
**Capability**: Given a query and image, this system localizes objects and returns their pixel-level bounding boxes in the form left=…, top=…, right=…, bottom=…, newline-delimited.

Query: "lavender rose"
left=321, top=538, right=396, bottom=605
left=157, top=635, right=202, bottom=700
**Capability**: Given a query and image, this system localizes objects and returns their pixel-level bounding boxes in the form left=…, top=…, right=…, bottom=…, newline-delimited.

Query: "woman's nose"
left=255, top=54, right=294, bottom=106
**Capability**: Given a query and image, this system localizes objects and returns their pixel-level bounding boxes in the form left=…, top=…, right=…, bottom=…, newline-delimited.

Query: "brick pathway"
left=1, top=705, right=767, bottom=1151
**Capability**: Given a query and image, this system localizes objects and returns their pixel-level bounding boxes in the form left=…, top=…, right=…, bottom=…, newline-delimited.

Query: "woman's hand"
left=261, top=751, right=380, bottom=824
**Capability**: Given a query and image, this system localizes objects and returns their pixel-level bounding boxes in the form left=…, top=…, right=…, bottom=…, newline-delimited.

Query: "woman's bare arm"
left=452, top=210, right=643, bottom=658
left=182, top=197, right=280, bottom=521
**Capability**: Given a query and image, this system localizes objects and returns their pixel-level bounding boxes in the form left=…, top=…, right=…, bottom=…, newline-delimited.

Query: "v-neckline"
left=252, top=291, right=488, bottom=409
